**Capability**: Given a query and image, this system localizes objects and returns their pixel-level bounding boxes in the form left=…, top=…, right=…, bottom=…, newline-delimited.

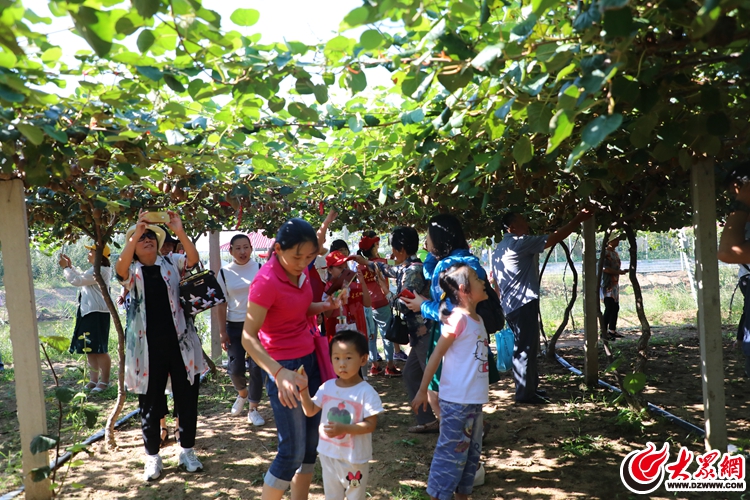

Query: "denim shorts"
left=426, top=400, right=483, bottom=500
left=263, top=351, right=322, bottom=491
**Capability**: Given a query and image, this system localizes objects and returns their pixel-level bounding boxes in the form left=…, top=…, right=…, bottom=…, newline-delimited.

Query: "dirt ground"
left=0, top=325, right=744, bottom=500
left=0, top=287, right=78, bottom=323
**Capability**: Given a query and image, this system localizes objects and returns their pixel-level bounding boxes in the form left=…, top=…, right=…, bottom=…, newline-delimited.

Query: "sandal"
left=90, top=382, right=109, bottom=393
left=174, top=427, right=180, bottom=444
left=84, top=381, right=97, bottom=390
left=160, top=427, right=169, bottom=448
left=408, top=420, right=440, bottom=434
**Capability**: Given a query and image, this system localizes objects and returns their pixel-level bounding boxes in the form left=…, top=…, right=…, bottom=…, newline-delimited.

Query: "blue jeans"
left=226, top=322, right=263, bottom=403
left=263, top=352, right=322, bottom=491
left=427, top=400, right=483, bottom=500
left=370, top=305, right=394, bottom=362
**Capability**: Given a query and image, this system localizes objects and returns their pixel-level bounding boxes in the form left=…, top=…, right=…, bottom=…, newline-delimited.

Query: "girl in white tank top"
left=411, top=263, right=489, bottom=500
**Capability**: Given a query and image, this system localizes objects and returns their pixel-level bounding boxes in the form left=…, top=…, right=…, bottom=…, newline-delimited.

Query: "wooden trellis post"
left=583, top=216, right=599, bottom=387
left=209, top=230, right=222, bottom=362
left=691, top=159, right=728, bottom=452
left=0, top=179, right=51, bottom=499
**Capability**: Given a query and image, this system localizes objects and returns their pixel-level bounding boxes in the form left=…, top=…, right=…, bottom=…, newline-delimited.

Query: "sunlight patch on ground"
left=512, top=485, right=591, bottom=499
left=497, top=448, right=559, bottom=472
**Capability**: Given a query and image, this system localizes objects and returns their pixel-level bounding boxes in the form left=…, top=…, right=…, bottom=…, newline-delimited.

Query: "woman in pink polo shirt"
left=242, top=218, right=341, bottom=500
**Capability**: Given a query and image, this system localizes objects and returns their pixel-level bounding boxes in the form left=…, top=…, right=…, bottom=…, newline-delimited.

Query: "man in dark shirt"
left=492, top=208, right=592, bottom=404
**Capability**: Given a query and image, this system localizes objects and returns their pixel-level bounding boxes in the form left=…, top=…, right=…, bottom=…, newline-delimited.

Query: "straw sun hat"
left=124, top=224, right=166, bottom=251
left=607, top=234, right=624, bottom=245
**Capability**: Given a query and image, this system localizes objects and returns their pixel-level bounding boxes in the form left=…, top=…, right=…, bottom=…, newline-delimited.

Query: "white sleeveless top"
left=439, top=311, right=490, bottom=405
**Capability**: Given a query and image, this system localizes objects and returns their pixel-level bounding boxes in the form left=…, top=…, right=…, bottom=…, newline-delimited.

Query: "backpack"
left=476, top=280, right=505, bottom=334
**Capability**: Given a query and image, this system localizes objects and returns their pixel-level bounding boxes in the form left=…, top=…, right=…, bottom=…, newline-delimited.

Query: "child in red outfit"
left=323, top=251, right=372, bottom=343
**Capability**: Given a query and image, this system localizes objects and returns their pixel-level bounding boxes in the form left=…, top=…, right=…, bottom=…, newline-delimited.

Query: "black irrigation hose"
left=555, top=353, right=706, bottom=437
left=1, top=372, right=211, bottom=500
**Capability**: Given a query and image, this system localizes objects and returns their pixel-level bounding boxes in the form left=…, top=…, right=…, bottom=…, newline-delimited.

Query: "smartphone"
left=144, top=211, right=170, bottom=223
left=399, top=289, right=415, bottom=299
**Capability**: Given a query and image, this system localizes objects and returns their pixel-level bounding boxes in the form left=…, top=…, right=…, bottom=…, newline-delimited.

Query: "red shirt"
left=323, top=281, right=368, bottom=341
left=358, top=261, right=389, bottom=309
left=248, top=254, right=314, bottom=361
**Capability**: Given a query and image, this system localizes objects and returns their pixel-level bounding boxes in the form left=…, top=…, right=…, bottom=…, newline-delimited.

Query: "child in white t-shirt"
left=299, top=330, right=383, bottom=500
left=412, top=263, right=490, bottom=500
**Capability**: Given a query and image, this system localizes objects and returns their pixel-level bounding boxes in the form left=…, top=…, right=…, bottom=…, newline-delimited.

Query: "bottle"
left=336, top=313, right=349, bottom=332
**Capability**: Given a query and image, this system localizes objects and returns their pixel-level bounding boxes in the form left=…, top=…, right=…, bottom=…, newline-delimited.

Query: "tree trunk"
left=546, top=241, right=578, bottom=359
left=597, top=227, right=613, bottom=338
left=595, top=227, right=646, bottom=411
left=538, top=246, right=555, bottom=349
left=622, top=224, right=652, bottom=374
left=91, top=247, right=127, bottom=449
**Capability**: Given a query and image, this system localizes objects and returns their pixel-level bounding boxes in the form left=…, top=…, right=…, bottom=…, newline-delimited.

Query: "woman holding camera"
left=59, top=244, right=112, bottom=393
left=115, top=211, right=204, bottom=482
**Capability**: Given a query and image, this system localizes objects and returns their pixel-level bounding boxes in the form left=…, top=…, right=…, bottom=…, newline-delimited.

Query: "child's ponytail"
left=437, top=263, right=473, bottom=320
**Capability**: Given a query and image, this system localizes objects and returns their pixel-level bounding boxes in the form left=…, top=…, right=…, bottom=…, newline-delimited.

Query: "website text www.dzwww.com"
left=665, top=480, right=746, bottom=491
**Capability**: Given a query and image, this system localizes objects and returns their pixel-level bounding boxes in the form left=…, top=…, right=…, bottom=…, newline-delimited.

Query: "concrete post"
left=691, top=159, right=728, bottom=452
left=0, top=179, right=51, bottom=499
left=583, top=217, right=599, bottom=387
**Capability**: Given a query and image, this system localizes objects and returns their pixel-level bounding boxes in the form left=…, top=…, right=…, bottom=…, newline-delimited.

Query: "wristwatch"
left=730, top=200, right=750, bottom=213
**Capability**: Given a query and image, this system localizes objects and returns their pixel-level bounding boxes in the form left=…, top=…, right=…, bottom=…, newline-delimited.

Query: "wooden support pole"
left=0, top=179, right=51, bottom=499
left=209, top=231, right=222, bottom=362
left=583, top=216, right=599, bottom=387
left=691, top=159, right=728, bottom=452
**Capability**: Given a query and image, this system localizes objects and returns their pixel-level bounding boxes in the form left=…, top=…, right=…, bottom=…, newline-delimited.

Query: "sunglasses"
left=138, top=232, right=157, bottom=242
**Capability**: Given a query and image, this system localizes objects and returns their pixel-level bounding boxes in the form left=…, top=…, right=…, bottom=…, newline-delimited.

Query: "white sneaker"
left=178, top=448, right=203, bottom=473
left=230, top=395, right=248, bottom=416
left=247, top=408, right=266, bottom=426
left=473, top=462, right=485, bottom=487
left=143, top=454, right=163, bottom=482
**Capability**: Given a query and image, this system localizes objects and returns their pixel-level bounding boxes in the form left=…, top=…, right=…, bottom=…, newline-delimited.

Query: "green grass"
left=390, top=484, right=430, bottom=500
left=559, top=434, right=610, bottom=458
left=396, top=438, right=419, bottom=447
left=611, top=407, right=648, bottom=434
left=564, top=400, right=588, bottom=421
left=546, top=373, right=580, bottom=385
left=730, top=437, right=750, bottom=453
left=0, top=315, right=125, bottom=366
left=0, top=447, right=23, bottom=492
left=0, top=366, right=21, bottom=492
left=539, top=266, right=742, bottom=333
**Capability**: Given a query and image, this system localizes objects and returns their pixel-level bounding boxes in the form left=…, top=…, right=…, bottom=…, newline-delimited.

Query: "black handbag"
left=384, top=307, right=410, bottom=345
left=476, top=279, right=505, bottom=334
left=383, top=260, right=415, bottom=345
left=179, top=264, right=226, bottom=316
